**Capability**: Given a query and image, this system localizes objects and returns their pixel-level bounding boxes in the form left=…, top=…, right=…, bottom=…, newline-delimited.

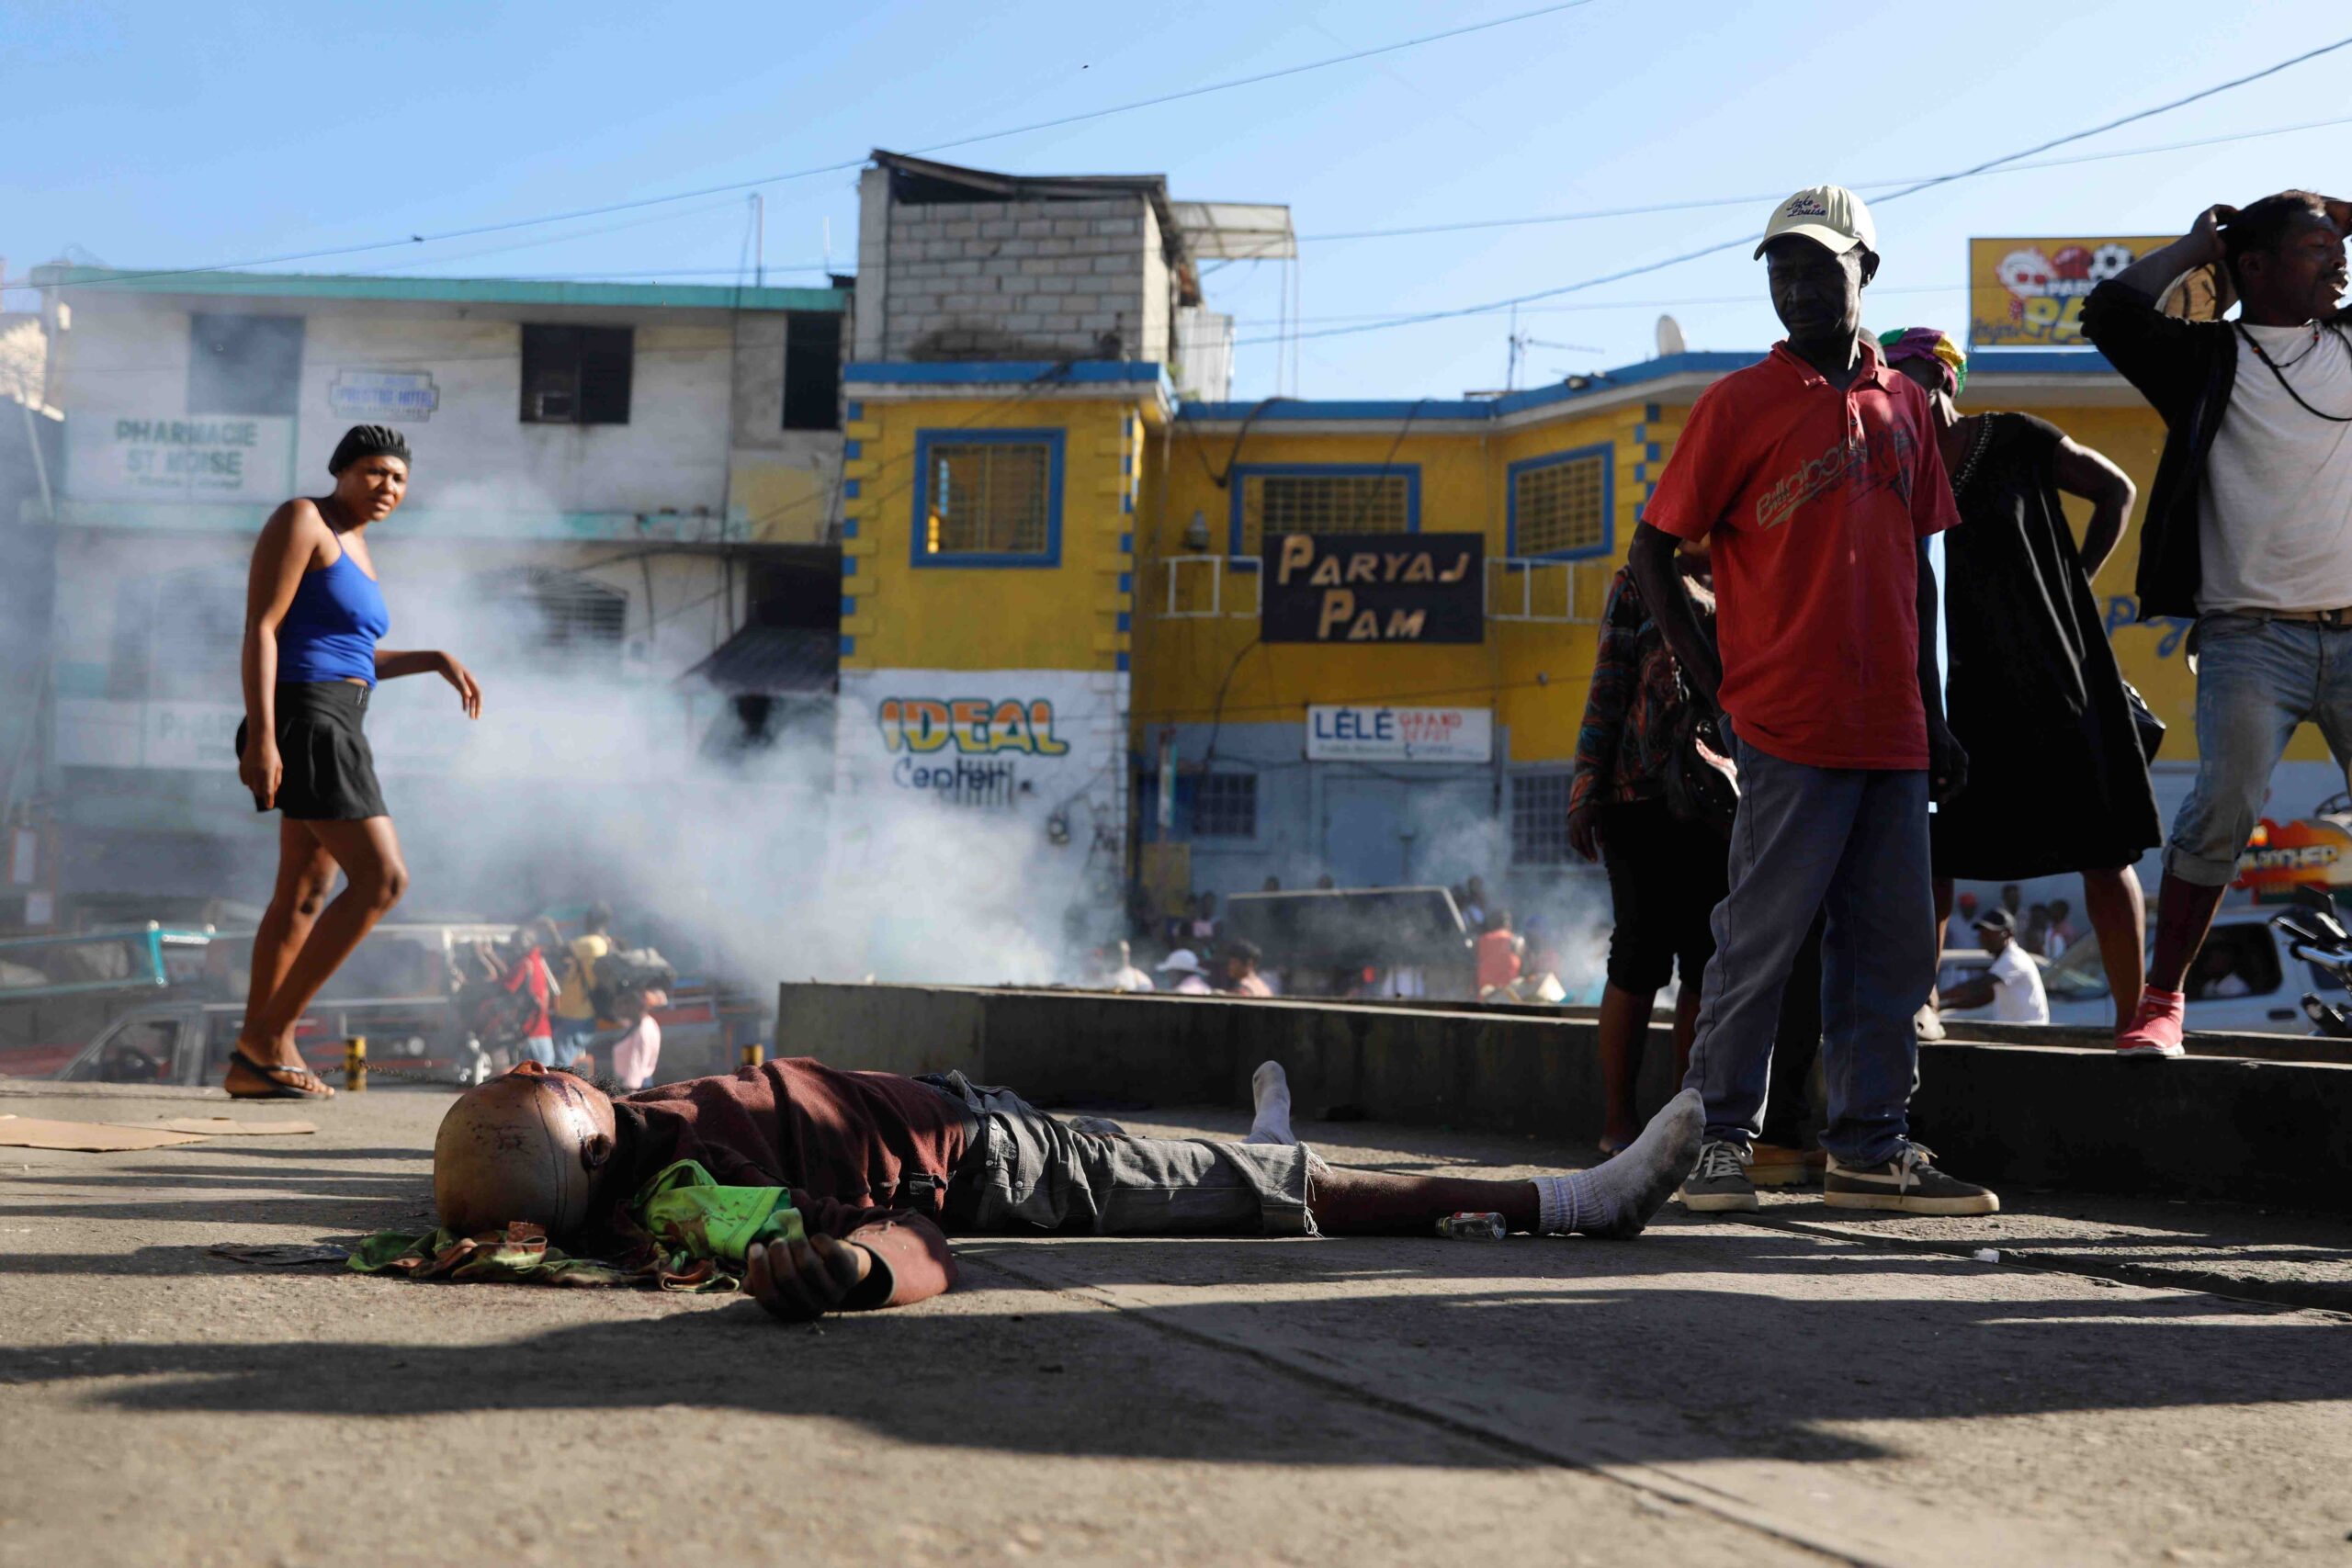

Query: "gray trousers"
left=1679, top=734, right=1933, bottom=1167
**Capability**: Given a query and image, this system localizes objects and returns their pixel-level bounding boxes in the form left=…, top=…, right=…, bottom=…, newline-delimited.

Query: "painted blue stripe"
left=1120, top=532, right=1133, bottom=553
left=845, top=359, right=1166, bottom=385
left=843, top=439, right=862, bottom=459
left=840, top=635, right=856, bottom=656
left=845, top=400, right=863, bottom=422
left=843, top=479, right=861, bottom=500
left=1178, top=352, right=1767, bottom=426
left=1116, top=651, right=1130, bottom=673
left=1643, top=442, right=1661, bottom=461
left=1118, top=571, right=1133, bottom=594
left=1121, top=492, right=1133, bottom=514
left=1116, top=611, right=1131, bottom=633
left=842, top=519, right=859, bottom=539
left=842, top=558, right=858, bottom=577
left=841, top=595, right=856, bottom=616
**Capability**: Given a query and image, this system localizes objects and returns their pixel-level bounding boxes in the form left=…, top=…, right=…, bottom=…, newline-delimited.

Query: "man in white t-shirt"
left=2085, top=192, right=2352, bottom=1059
left=1939, top=909, right=2049, bottom=1025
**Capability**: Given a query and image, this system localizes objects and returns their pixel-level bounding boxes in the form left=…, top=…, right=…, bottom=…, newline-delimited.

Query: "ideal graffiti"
left=877, top=697, right=1070, bottom=756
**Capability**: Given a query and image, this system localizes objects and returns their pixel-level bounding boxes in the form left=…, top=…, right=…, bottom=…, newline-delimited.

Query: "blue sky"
left=6, top=0, right=2348, bottom=400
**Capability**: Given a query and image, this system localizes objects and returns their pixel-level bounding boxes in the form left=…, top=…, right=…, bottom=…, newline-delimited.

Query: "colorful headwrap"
left=1876, top=327, right=1967, bottom=398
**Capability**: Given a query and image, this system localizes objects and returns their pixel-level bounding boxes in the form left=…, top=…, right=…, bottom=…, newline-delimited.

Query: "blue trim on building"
left=841, top=595, right=857, bottom=616
left=845, top=400, right=863, bottom=423
left=1116, top=611, right=1131, bottom=633
left=1121, top=491, right=1134, bottom=514
left=1119, top=531, right=1133, bottom=554
left=846, top=359, right=1168, bottom=386
left=1117, top=571, right=1133, bottom=595
left=842, top=558, right=858, bottom=578
left=843, top=479, right=861, bottom=500
left=909, top=426, right=1067, bottom=570
left=843, top=439, right=862, bottom=460
left=1116, top=651, right=1130, bottom=672
left=840, top=635, right=856, bottom=656
left=32, top=265, right=845, bottom=313
left=1226, top=462, right=1423, bottom=566
left=842, top=519, right=859, bottom=539
left=1966, top=348, right=2120, bottom=375
left=1506, top=442, right=1617, bottom=563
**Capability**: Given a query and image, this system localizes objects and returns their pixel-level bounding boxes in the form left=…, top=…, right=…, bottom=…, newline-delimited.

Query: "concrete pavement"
left=2, top=1076, right=2348, bottom=1566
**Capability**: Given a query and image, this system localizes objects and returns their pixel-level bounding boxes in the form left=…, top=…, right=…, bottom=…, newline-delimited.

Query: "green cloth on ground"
left=347, top=1159, right=802, bottom=1292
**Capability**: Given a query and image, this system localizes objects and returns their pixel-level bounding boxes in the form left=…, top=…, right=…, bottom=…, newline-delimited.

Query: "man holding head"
left=1628, top=186, right=1997, bottom=1217
left=2083, top=194, right=2352, bottom=1058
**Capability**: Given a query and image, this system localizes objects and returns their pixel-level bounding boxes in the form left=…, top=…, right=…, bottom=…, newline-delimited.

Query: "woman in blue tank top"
left=229, top=424, right=483, bottom=1100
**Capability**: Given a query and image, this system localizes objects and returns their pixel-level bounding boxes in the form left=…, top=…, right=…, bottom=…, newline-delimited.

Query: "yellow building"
left=837, top=164, right=2291, bottom=917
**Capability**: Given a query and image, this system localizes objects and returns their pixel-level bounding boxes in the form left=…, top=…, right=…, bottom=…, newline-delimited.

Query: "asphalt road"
left=3, top=1076, right=2348, bottom=1567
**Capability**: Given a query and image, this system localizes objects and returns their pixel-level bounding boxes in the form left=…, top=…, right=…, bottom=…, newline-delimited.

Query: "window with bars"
left=912, top=431, right=1062, bottom=566
left=520, top=324, right=633, bottom=424
left=1191, top=773, right=1259, bottom=839
left=1509, top=446, right=1611, bottom=559
left=1233, top=467, right=1417, bottom=558
left=1510, top=773, right=1577, bottom=865
left=482, top=569, right=629, bottom=667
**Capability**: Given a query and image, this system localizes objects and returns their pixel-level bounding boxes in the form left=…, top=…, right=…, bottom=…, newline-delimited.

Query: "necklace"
left=2235, top=321, right=2352, bottom=423
left=1949, top=415, right=1996, bottom=495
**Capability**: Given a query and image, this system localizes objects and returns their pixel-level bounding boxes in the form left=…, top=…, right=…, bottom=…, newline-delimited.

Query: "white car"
left=1938, top=909, right=2325, bottom=1034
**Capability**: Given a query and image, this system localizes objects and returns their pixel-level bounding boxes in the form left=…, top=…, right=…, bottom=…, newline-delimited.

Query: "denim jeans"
left=551, top=1017, right=595, bottom=1069
left=2167, top=614, right=2352, bottom=886
left=1680, top=735, right=1933, bottom=1167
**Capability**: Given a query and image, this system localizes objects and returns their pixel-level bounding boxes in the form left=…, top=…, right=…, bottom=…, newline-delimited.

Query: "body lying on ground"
left=430, top=1059, right=1705, bottom=1324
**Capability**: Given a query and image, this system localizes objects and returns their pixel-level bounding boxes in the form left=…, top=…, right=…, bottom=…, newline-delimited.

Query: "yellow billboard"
left=1969, top=237, right=2175, bottom=348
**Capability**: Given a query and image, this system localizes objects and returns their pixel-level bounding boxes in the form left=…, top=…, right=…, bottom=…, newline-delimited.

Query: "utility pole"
left=753, top=194, right=765, bottom=288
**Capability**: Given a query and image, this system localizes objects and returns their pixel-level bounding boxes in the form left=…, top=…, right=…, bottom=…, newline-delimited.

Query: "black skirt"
left=233, top=682, right=390, bottom=821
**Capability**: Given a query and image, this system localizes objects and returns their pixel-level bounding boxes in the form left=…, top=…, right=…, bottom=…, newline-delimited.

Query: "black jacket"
left=2076, top=280, right=2238, bottom=622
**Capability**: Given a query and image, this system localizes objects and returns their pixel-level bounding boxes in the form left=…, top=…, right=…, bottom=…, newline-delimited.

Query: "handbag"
left=2121, top=680, right=2165, bottom=762
left=1663, top=701, right=1740, bottom=838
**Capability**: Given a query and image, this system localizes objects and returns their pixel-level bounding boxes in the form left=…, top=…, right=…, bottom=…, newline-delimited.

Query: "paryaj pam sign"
left=1259, top=531, right=1484, bottom=644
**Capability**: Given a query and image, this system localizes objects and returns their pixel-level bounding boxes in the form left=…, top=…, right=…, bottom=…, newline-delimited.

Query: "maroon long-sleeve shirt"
left=602, top=1059, right=978, bottom=1309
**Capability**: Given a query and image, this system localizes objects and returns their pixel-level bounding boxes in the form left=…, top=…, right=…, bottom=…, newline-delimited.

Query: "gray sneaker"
left=1823, top=1144, right=1999, bottom=1216
left=1678, top=1138, right=1758, bottom=1213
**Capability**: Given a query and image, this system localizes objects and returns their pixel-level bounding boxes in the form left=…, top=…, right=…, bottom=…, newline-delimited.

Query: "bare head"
left=326, top=424, right=410, bottom=525
left=2223, top=191, right=2347, bottom=326
left=433, top=1062, right=617, bottom=1239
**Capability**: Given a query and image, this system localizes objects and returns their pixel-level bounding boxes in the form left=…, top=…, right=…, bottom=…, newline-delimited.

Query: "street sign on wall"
left=1260, top=531, right=1484, bottom=644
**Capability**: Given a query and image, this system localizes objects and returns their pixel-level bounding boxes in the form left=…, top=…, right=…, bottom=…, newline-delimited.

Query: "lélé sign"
left=1260, top=532, right=1484, bottom=644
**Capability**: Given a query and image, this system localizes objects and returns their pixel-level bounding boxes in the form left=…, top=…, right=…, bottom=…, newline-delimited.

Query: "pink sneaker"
left=2116, top=987, right=2187, bottom=1058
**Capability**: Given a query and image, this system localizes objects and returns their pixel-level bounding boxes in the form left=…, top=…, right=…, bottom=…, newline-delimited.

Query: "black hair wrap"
left=329, top=424, right=412, bottom=476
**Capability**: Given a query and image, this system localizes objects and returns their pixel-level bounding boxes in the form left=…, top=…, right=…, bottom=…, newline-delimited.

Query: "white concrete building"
left=22, top=265, right=851, bottom=914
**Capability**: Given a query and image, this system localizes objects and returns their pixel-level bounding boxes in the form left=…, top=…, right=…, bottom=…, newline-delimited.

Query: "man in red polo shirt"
left=1627, top=185, right=1997, bottom=1218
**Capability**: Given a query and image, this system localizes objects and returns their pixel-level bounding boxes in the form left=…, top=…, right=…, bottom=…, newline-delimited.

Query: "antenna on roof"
left=1656, top=314, right=1687, bottom=357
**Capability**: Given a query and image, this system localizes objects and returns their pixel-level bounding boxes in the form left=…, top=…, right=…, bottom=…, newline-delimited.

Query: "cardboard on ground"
left=155, top=1118, right=317, bottom=1137
left=0, top=1116, right=213, bottom=1151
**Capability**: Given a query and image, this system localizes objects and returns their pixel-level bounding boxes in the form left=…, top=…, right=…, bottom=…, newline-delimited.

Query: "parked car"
left=1939, top=908, right=2325, bottom=1033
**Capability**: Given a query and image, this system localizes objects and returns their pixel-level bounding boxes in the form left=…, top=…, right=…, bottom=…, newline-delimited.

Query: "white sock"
left=1532, top=1089, right=1704, bottom=1237
left=1245, top=1060, right=1295, bottom=1145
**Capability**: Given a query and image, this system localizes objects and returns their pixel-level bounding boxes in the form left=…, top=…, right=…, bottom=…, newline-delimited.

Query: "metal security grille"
left=923, top=442, right=1052, bottom=557
left=1239, top=472, right=1410, bottom=556
left=1510, top=773, right=1576, bottom=865
left=1192, top=773, right=1259, bottom=838
left=1514, top=453, right=1607, bottom=558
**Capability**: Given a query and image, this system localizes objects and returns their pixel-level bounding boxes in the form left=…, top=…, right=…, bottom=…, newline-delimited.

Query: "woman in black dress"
left=1880, top=328, right=2162, bottom=1030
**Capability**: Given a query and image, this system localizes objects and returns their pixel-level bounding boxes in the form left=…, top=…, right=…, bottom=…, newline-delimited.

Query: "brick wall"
left=870, top=193, right=1167, bottom=364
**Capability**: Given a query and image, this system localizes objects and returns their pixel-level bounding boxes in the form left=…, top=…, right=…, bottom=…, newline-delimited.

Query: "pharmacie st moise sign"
left=1259, top=531, right=1484, bottom=644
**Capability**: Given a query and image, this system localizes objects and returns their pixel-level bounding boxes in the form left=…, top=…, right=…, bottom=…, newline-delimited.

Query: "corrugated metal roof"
left=682, top=626, right=838, bottom=695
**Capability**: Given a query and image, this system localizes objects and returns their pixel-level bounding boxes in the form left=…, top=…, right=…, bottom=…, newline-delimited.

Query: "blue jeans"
left=515, top=1034, right=556, bottom=1066
left=552, top=1017, right=596, bottom=1069
left=2166, top=614, right=2352, bottom=886
left=1680, top=735, right=1933, bottom=1167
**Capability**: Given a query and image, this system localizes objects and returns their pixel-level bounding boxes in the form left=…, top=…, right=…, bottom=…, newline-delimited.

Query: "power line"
left=1295, top=110, right=2352, bottom=243
left=1233, top=34, right=2352, bottom=350
left=2, top=0, right=1603, bottom=294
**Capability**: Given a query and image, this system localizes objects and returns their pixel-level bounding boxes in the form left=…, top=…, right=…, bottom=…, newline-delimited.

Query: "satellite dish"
left=1656, top=314, right=1687, bottom=357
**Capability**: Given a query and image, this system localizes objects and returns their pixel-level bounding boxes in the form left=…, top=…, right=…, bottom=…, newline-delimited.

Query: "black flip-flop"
left=227, top=1048, right=334, bottom=1100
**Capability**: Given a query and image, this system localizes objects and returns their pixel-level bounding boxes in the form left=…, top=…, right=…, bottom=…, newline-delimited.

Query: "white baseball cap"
left=1755, top=185, right=1876, bottom=260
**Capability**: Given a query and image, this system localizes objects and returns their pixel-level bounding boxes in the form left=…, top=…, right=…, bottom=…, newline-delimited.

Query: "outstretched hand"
left=745, top=1235, right=873, bottom=1323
